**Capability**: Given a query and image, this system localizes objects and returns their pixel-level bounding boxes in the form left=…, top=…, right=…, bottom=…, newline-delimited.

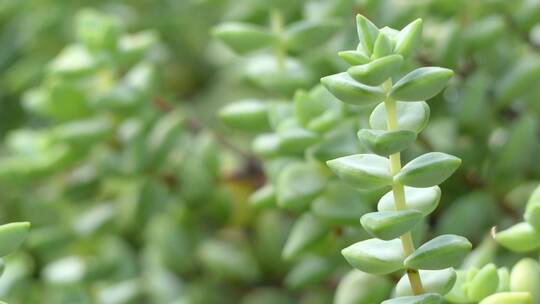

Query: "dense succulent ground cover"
left=0, top=0, right=539, bottom=303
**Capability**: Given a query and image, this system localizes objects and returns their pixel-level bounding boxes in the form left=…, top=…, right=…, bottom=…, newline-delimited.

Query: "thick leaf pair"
left=327, top=152, right=461, bottom=190
left=360, top=187, right=441, bottom=251
left=212, top=20, right=340, bottom=55
left=447, top=258, right=540, bottom=303
left=447, top=264, right=505, bottom=303
left=341, top=234, right=471, bottom=275
left=354, top=15, right=422, bottom=61
left=321, top=66, right=454, bottom=107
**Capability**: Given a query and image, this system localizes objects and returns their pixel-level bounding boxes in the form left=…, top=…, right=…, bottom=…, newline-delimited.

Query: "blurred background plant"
left=0, top=0, right=539, bottom=303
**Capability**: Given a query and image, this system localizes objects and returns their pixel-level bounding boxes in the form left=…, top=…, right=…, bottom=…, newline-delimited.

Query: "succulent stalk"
left=383, top=79, right=425, bottom=294
left=270, top=8, right=286, bottom=70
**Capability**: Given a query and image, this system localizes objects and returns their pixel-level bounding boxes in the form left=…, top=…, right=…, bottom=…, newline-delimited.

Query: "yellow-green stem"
left=383, top=79, right=425, bottom=295
left=270, top=8, right=285, bottom=70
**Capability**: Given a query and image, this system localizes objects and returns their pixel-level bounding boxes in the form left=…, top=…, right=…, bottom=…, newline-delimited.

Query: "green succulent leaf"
left=495, top=222, right=540, bottom=252
left=378, top=186, right=441, bottom=216
left=282, top=213, right=329, bottom=260
left=52, top=117, right=112, bottom=147
left=198, top=239, right=260, bottom=282
left=360, top=210, right=423, bottom=240
left=372, top=32, right=394, bottom=59
left=390, top=67, right=454, bottom=101
left=341, top=238, right=404, bottom=274
left=339, top=50, right=370, bottom=65
left=358, top=129, right=416, bottom=156
left=510, top=258, right=540, bottom=304
left=276, top=162, right=326, bottom=210
left=382, top=293, right=444, bottom=304
left=496, top=56, right=540, bottom=106
left=76, top=9, right=120, bottom=52
left=311, top=182, right=371, bottom=226
left=524, top=186, right=540, bottom=230
left=467, top=264, right=500, bottom=301
left=0, top=222, right=31, bottom=256
left=249, top=184, right=276, bottom=209
left=245, top=55, right=314, bottom=94
left=370, top=101, right=430, bottom=133
left=294, top=87, right=341, bottom=133
left=252, top=133, right=281, bottom=158
left=219, top=100, right=270, bottom=132
left=285, top=20, right=341, bottom=51
left=321, top=72, right=385, bottom=105
left=327, top=154, right=392, bottom=190
left=404, top=234, right=472, bottom=270
left=395, top=152, right=461, bottom=187
left=394, top=19, right=423, bottom=59
left=277, top=124, right=319, bottom=155
left=48, top=45, right=98, bottom=78
left=309, top=125, right=360, bottom=162
left=396, top=268, right=456, bottom=297
left=212, top=22, right=276, bottom=54
left=348, top=54, right=403, bottom=86
left=479, top=292, right=532, bottom=304
left=284, top=255, right=334, bottom=290
left=444, top=269, right=471, bottom=303
left=334, top=270, right=393, bottom=304
left=497, top=268, right=511, bottom=293
left=356, top=15, right=379, bottom=55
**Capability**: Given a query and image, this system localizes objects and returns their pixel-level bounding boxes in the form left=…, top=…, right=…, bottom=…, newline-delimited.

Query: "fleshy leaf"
left=382, top=293, right=444, bottom=304
left=212, top=22, right=276, bottom=54
left=321, top=72, right=385, bottom=105
left=524, top=185, right=540, bottom=230
left=391, top=67, right=454, bottom=101
left=378, top=186, right=441, bottom=216
left=394, top=19, right=423, bottom=59
left=334, top=270, right=393, bottom=304
left=404, top=234, right=472, bottom=270
left=338, top=50, right=370, bottom=65
left=284, top=255, right=334, bottom=289
left=395, top=152, right=461, bottom=187
left=370, top=101, right=430, bottom=133
left=0, top=222, right=31, bottom=257
left=467, top=264, right=499, bottom=301
left=479, top=292, right=532, bottom=304
left=277, top=162, right=326, bottom=210
left=360, top=210, right=423, bottom=240
left=372, top=32, right=394, bottom=59
left=219, top=99, right=270, bottom=132
left=495, top=222, right=540, bottom=252
left=277, top=125, right=319, bottom=155
left=327, top=154, right=392, bottom=190
left=358, top=129, right=416, bottom=156
left=510, top=258, right=540, bottom=304
left=282, top=213, right=329, bottom=260
left=348, top=54, right=403, bottom=86
left=341, top=238, right=404, bottom=274
left=311, top=182, right=371, bottom=226
left=396, top=268, right=456, bottom=297
left=356, top=15, right=379, bottom=55
left=285, top=20, right=340, bottom=51
left=249, top=184, right=276, bottom=209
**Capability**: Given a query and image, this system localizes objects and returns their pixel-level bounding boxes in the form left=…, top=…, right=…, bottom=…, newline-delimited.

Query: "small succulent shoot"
left=322, top=15, right=471, bottom=302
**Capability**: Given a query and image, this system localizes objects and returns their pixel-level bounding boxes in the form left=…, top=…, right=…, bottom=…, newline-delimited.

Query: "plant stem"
left=270, top=8, right=285, bottom=70
left=382, top=79, right=425, bottom=295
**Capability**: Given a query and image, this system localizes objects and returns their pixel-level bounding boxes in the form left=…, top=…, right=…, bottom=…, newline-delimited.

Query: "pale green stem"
left=382, top=79, right=425, bottom=295
left=270, top=8, right=285, bottom=70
